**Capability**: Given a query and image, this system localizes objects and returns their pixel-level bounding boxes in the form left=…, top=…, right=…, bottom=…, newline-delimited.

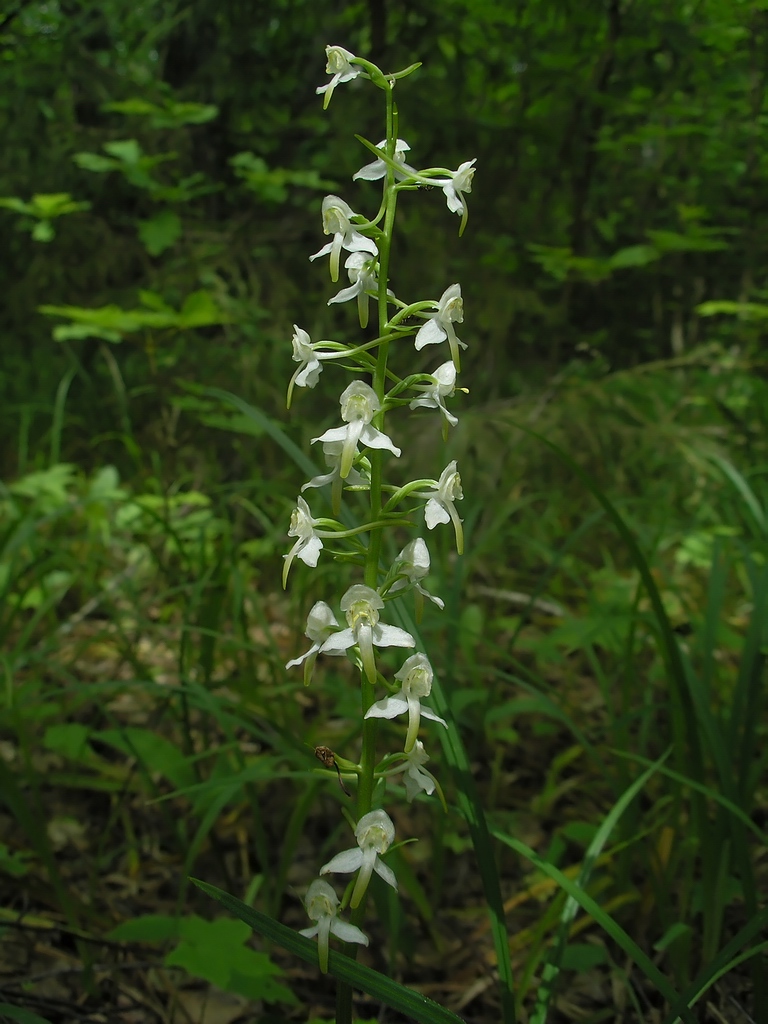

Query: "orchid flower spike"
left=413, top=461, right=464, bottom=554
left=353, top=138, right=414, bottom=182
left=311, top=381, right=401, bottom=480
left=319, top=584, right=414, bottom=684
left=365, top=652, right=447, bottom=752
left=299, top=879, right=368, bottom=973
left=316, top=46, right=363, bottom=109
left=388, top=537, right=445, bottom=612
left=437, top=159, right=476, bottom=235
left=414, top=284, right=467, bottom=371
left=286, top=601, right=343, bottom=686
left=310, top=195, right=377, bottom=282
left=320, top=809, right=397, bottom=908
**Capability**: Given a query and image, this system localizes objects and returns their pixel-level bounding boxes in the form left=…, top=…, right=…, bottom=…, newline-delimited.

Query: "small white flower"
left=310, top=195, right=377, bottom=282
left=316, top=45, right=363, bottom=109
left=282, top=497, right=324, bottom=587
left=393, top=740, right=436, bottom=802
left=414, top=284, right=467, bottom=371
left=353, top=138, right=414, bottom=182
left=299, top=878, right=368, bottom=973
left=286, top=325, right=335, bottom=408
left=286, top=601, right=343, bottom=684
left=409, top=360, right=459, bottom=428
left=388, top=538, right=444, bottom=610
left=413, top=461, right=464, bottom=554
left=312, top=381, right=401, bottom=481
left=319, top=584, right=414, bottom=684
left=437, top=159, right=476, bottom=234
left=320, top=809, right=397, bottom=908
left=328, top=252, right=380, bottom=329
left=365, top=652, right=447, bottom=752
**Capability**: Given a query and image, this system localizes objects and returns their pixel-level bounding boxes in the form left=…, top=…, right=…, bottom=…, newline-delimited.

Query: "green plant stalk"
left=337, top=81, right=398, bottom=1024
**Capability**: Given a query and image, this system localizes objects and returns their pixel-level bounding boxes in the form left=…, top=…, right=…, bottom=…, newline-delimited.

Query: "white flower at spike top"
left=299, top=878, right=368, bottom=974
left=282, top=497, right=325, bottom=587
left=310, top=195, right=377, bottom=283
left=413, top=461, right=464, bottom=554
left=388, top=537, right=444, bottom=610
left=316, top=45, right=363, bottom=109
left=409, top=360, right=459, bottom=429
left=438, top=159, right=476, bottom=235
left=320, top=809, right=397, bottom=908
left=328, top=252, right=380, bottom=329
left=319, top=584, right=415, bottom=684
left=312, top=380, right=401, bottom=480
left=415, top=283, right=468, bottom=371
left=285, top=600, right=343, bottom=685
left=353, top=138, right=414, bottom=182
left=365, top=652, right=447, bottom=752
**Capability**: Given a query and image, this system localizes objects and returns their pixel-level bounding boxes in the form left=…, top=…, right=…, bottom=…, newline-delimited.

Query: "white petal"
left=328, top=281, right=362, bottom=305
left=312, top=425, right=349, bottom=445
left=415, top=318, right=447, bottom=350
left=360, top=424, right=401, bottom=456
left=330, top=919, right=369, bottom=945
left=297, top=535, right=323, bottom=567
left=372, top=857, right=398, bottom=890
left=320, top=848, right=364, bottom=875
left=364, top=695, right=409, bottom=720
left=299, top=924, right=320, bottom=938
left=373, top=623, right=416, bottom=648
left=309, top=241, right=333, bottom=262
left=318, top=627, right=355, bottom=653
left=420, top=707, right=448, bottom=728
left=424, top=497, right=450, bottom=529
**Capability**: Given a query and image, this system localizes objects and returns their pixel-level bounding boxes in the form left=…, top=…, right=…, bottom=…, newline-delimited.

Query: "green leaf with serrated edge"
left=191, top=880, right=466, bottom=1024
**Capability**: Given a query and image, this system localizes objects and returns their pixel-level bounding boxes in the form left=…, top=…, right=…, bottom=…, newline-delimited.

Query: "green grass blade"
left=192, top=879, right=467, bottom=1024
left=489, top=829, right=696, bottom=1024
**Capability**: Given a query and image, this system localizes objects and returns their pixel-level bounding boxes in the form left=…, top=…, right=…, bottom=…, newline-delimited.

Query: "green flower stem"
left=337, top=82, right=398, bottom=1024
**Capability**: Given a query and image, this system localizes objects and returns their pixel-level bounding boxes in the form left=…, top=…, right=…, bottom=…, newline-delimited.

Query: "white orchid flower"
left=436, top=159, right=476, bottom=235
left=299, top=879, right=368, bottom=973
left=319, top=584, right=414, bottom=684
left=282, top=497, right=335, bottom=587
left=312, top=381, right=401, bottom=480
left=390, top=740, right=437, bottom=802
left=286, top=325, right=336, bottom=408
left=320, top=809, right=397, bottom=908
left=316, top=46, right=363, bottom=109
left=310, top=195, right=377, bottom=282
left=328, top=252, right=380, bottom=329
left=414, top=284, right=467, bottom=371
left=353, top=138, right=414, bottom=182
left=409, top=360, right=459, bottom=429
left=286, top=601, right=344, bottom=685
left=413, top=461, right=464, bottom=554
left=388, top=538, right=444, bottom=610
left=365, top=652, right=446, bottom=751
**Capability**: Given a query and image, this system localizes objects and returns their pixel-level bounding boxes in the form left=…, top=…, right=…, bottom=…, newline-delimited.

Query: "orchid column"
left=283, top=45, right=475, bottom=1005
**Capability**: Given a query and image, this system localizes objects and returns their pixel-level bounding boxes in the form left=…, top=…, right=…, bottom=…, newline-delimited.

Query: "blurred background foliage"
left=1, top=0, right=767, bottom=1021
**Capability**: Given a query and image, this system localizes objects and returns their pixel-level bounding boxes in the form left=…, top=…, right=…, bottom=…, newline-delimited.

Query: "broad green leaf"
left=95, top=728, right=196, bottom=789
left=0, top=1004, right=55, bottom=1024
left=138, top=209, right=182, bottom=256
left=107, top=913, right=180, bottom=943
left=43, top=724, right=93, bottom=763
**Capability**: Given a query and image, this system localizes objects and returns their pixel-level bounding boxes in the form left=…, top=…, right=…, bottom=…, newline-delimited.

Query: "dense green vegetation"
left=0, top=1, right=766, bottom=1022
